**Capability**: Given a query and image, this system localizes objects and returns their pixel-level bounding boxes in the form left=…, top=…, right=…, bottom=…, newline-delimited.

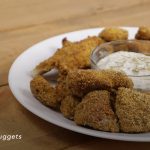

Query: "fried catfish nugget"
left=74, top=90, right=119, bottom=132
left=60, top=95, right=81, bottom=120
left=30, top=75, right=59, bottom=109
left=102, top=70, right=133, bottom=89
left=135, top=26, right=150, bottom=40
left=67, top=70, right=113, bottom=97
left=116, top=88, right=150, bottom=133
left=33, top=36, right=104, bottom=76
left=55, top=74, right=70, bottom=102
left=67, top=69, right=133, bottom=97
left=99, top=28, right=128, bottom=42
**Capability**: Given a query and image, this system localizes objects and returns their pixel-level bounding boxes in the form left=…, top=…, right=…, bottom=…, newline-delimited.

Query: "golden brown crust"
left=30, top=75, right=60, bottom=109
left=102, top=70, right=133, bottom=89
left=33, top=36, right=104, bottom=76
left=67, top=69, right=133, bottom=97
left=135, top=26, right=150, bottom=40
left=99, top=28, right=128, bottom=42
left=60, top=95, right=80, bottom=120
left=55, top=74, right=70, bottom=102
left=116, top=87, right=150, bottom=133
left=67, top=69, right=113, bottom=97
left=62, top=38, right=73, bottom=47
left=74, top=90, right=119, bottom=132
left=30, top=73, right=71, bottom=110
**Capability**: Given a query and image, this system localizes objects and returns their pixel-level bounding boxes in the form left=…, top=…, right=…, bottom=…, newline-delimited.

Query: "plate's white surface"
left=8, top=27, right=150, bottom=142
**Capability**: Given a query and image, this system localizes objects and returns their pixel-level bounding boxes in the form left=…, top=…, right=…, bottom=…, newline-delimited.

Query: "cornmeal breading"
left=55, top=74, right=70, bottom=102
left=116, top=87, right=150, bottom=133
left=102, top=70, right=133, bottom=89
left=67, top=69, right=133, bottom=97
left=60, top=95, right=81, bottom=120
left=67, top=69, right=113, bottom=97
left=30, top=75, right=59, bottom=109
left=33, top=36, right=104, bottom=76
left=99, top=28, right=128, bottom=42
left=74, top=90, right=119, bottom=132
left=135, top=26, right=150, bottom=40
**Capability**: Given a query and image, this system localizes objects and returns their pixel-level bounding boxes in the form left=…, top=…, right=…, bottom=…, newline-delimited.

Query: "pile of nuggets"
left=30, top=27, right=150, bottom=133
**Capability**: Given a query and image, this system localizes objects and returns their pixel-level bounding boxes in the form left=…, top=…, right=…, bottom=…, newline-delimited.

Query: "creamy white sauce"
left=97, top=51, right=150, bottom=76
left=97, top=51, right=150, bottom=90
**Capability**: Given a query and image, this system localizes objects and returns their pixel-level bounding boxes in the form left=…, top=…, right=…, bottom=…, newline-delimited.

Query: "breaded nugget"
left=55, top=74, right=70, bottom=102
left=102, top=70, right=133, bottom=89
left=74, top=90, right=119, bottom=132
left=116, top=87, right=150, bottom=133
left=135, top=26, right=150, bottom=40
left=33, top=36, right=104, bottom=76
left=99, top=28, right=128, bottom=42
left=67, top=69, right=133, bottom=97
left=30, top=75, right=59, bottom=109
left=67, top=69, right=113, bottom=97
left=60, top=95, right=81, bottom=120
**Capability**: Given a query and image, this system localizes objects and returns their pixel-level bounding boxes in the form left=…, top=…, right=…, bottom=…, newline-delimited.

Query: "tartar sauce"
left=97, top=51, right=150, bottom=76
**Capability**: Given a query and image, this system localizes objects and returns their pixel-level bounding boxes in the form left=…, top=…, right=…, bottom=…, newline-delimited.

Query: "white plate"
left=8, top=27, right=150, bottom=142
